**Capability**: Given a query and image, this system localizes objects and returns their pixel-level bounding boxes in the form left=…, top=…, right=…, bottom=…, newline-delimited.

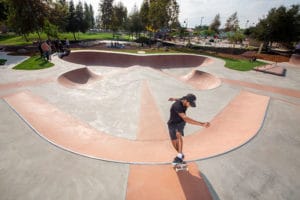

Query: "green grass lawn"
left=0, top=32, right=131, bottom=46
left=13, top=55, right=54, bottom=70
left=171, top=47, right=267, bottom=71
left=223, top=58, right=266, bottom=71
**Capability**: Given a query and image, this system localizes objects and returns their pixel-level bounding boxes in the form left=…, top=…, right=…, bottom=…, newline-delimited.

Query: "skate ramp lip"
left=62, top=50, right=213, bottom=68
left=180, top=70, right=221, bottom=90
left=254, top=64, right=286, bottom=76
left=58, top=67, right=101, bottom=88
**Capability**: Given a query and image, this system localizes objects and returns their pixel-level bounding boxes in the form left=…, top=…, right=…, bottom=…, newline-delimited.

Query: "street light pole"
left=245, top=20, right=249, bottom=29
left=185, top=19, right=191, bottom=46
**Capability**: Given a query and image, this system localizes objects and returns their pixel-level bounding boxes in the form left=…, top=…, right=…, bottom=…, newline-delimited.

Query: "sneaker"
left=172, top=156, right=183, bottom=165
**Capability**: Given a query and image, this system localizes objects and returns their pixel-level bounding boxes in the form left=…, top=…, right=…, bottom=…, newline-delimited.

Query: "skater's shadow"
left=176, top=163, right=220, bottom=200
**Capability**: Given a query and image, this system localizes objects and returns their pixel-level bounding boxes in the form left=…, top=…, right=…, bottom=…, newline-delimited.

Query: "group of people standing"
left=38, top=38, right=70, bottom=61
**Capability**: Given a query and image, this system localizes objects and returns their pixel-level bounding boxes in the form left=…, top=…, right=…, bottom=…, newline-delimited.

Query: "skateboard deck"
left=173, top=163, right=188, bottom=172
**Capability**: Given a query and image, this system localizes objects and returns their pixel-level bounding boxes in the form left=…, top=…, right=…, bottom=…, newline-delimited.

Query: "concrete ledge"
left=254, top=64, right=286, bottom=76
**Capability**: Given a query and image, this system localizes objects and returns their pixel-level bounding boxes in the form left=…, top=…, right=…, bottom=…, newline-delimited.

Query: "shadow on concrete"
left=200, top=172, right=221, bottom=200
left=176, top=163, right=218, bottom=200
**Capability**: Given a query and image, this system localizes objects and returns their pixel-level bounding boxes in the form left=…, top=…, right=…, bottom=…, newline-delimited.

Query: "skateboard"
left=173, top=163, right=188, bottom=172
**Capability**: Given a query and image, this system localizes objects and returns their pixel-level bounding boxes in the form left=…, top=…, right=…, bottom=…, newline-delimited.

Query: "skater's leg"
left=176, top=131, right=183, bottom=154
left=171, top=140, right=178, bottom=152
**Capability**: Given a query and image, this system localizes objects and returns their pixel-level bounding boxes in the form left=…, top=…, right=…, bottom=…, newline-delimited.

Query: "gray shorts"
left=168, top=122, right=186, bottom=140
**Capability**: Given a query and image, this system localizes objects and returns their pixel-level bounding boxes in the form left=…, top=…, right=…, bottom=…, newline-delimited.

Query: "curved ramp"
left=4, top=90, right=269, bottom=164
left=180, top=70, right=221, bottom=90
left=58, top=67, right=101, bottom=88
left=289, top=54, right=300, bottom=66
left=62, top=51, right=212, bottom=69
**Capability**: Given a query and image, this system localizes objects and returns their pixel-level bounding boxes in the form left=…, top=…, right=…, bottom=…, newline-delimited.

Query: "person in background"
left=41, top=40, right=52, bottom=61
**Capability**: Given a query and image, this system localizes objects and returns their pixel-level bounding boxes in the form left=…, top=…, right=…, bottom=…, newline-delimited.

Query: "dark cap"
left=183, top=93, right=196, bottom=107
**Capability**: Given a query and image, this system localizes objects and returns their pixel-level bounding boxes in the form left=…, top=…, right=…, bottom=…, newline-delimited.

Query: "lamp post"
left=245, top=20, right=249, bottom=29
left=184, top=19, right=191, bottom=46
left=200, top=17, right=204, bottom=28
left=183, top=19, right=188, bottom=45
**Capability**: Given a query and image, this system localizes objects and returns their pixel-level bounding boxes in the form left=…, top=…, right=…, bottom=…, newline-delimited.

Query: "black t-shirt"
left=168, top=100, right=187, bottom=125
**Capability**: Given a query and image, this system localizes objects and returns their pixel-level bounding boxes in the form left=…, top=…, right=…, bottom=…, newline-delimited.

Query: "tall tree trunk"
left=73, top=32, right=77, bottom=40
left=23, top=34, right=29, bottom=42
left=36, top=31, right=41, bottom=41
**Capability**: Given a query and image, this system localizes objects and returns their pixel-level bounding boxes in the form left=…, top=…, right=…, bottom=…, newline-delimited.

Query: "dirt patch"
left=241, top=51, right=289, bottom=62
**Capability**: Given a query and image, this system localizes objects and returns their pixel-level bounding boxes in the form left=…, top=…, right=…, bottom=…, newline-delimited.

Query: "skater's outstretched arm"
left=178, top=112, right=210, bottom=128
left=168, top=97, right=178, bottom=101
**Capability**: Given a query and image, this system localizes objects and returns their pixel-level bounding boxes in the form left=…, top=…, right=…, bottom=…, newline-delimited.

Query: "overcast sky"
left=73, top=0, right=299, bottom=28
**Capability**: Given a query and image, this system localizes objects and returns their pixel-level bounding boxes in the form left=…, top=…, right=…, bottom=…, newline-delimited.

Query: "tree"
left=44, top=20, right=59, bottom=39
left=111, top=2, right=127, bottom=34
left=0, top=0, right=8, bottom=22
left=166, top=0, right=179, bottom=29
left=7, top=0, right=50, bottom=40
left=227, top=30, right=245, bottom=45
left=75, top=1, right=85, bottom=33
left=149, top=0, right=167, bottom=30
left=66, top=0, right=78, bottom=40
left=0, top=0, right=9, bottom=33
left=127, top=5, right=143, bottom=39
left=140, top=0, right=150, bottom=31
left=99, top=0, right=114, bottom=30
left=50, top=0, right=69, bottom=32
left=252, top=5, right=300, bottom=49
left=148, top=0, right=179, bottom=30
left=225, top=12, right=239, bottom=32
left=210, top=14, right=221, bottom=33
left=89, top=4, right=95, bottom=28
left=83, top=3, right=91, bottom=31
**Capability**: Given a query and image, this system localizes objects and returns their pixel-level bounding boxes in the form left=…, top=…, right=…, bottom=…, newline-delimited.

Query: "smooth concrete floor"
left=0, top=51, right=299, bottom=200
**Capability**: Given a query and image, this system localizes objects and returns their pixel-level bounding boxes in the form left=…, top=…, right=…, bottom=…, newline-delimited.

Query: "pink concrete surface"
left=289, top=54, right=300, bottom=66
left=60, top=51, right=219, bottom=90
left=63, top=51, right=213, bottom=68
left=126, top=163, right=212, bottom=200
left=222, top=78, right=300, bottom=98
left=254, top=64, right=286, bottom=76
left=0, top=77, right=54, bottom=91
left=4, top=89, right=269, bottom=164
left=57, top=67, right=101, bottom=88
left=179, top=70, right=221, bottom=90
left=137, top=81, right=169, bottom=141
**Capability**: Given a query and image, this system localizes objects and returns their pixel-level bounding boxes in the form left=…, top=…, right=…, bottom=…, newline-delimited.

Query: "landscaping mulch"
left=241, top=51, right=290, bottom=62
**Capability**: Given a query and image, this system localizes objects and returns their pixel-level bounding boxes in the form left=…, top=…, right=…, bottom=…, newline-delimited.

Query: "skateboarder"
left=168, top=94, right=210, bottom=165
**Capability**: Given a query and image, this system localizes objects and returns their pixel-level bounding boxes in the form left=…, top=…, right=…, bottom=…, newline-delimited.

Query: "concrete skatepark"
left=0, top=50, right=300, bottom=200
